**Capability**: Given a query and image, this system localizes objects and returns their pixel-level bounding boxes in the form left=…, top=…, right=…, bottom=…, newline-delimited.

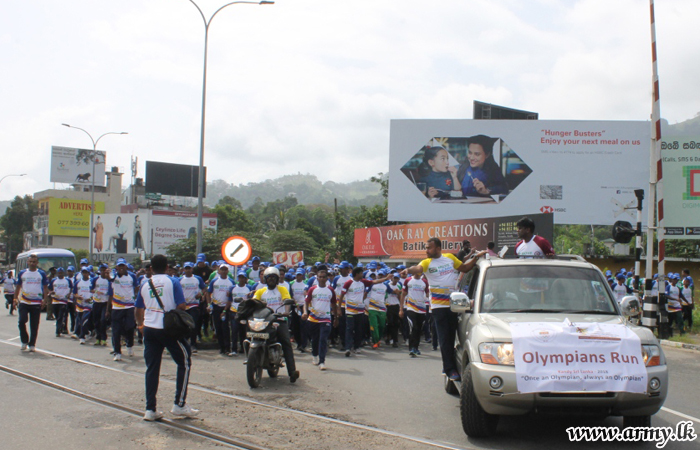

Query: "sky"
left=1, top=0, right=698, bottom=201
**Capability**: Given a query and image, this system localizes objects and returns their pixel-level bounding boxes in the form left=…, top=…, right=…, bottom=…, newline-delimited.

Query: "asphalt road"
left=0, top=309, right=698, bottom=449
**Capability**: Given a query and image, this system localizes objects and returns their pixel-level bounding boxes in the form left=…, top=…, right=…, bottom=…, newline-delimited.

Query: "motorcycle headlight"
left=248, top=319, right=269, bottom=332
left=641, top=345, right=662, bottom=367
left=479, top=342, right=515, bottom=366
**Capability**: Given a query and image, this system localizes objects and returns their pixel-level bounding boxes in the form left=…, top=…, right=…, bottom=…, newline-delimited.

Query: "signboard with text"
left=661, top=136, right=700, bottom=239
left=50, top=146, right=106, bottom=186
left=48, top=198, right=105, bottom=237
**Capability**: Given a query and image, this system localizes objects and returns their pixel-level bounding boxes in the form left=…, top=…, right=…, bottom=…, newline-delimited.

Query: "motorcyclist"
left=251, top=267, right=300, bottom=383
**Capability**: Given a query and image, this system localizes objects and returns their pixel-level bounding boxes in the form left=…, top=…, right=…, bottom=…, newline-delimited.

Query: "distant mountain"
left=205, top=173, right=383, bottom=209
left=665, top=114, right=700, bottom=136
left=0, top=200, right=11, bottom=216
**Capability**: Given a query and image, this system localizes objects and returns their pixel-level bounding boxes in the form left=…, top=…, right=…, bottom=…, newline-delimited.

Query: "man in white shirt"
left=14, top=254, right=49, bottom=352
left=135, top=254, right=199, bottom=421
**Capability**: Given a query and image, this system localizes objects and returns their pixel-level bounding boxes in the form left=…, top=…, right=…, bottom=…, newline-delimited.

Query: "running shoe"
left=114, top=353, right=122, bottom=361
left=127, top=347, right=134, bottom=357
left=319, top=363, right=326, bottom=371
left=409, top=349, right=416, bottom=357
left=415, top=348, right=421, bottom=355
left=29, top=346, right=36, bottom=352
left=345, top=350, right=351, bottom=357
left=79, top=338, right=86, bottom=345
left=290, top=370, right=300, bottom=383
left=20, top=343, right=27, bottom=351
left=312, top=356, right=320, bottom=365
left=372, top=343, right=380, bottom=349
left=448, top=370, right=461, bottom=382
left=143, top=410, right=164, bottom=421
left=171, top=404, right=200, bottom=418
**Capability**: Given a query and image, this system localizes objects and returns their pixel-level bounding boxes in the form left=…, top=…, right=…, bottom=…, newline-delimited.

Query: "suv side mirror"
left=450, top=292, right=471, bottom=313
left=620, top=296, right=641, bottom=317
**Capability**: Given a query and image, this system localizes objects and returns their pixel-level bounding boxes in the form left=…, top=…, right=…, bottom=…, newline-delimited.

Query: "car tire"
left=444, top=374, right=459, bottom=396
left=623, top=415, right=651, bottom=428
left=460, top=365, right=499, bottom=438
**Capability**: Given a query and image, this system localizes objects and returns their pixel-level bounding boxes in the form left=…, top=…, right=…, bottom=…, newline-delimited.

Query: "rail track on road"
left=0, top=338, right=475, bottom=450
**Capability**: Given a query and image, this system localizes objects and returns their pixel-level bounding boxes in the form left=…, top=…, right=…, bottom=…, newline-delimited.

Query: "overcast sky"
left=1, top=0, right=698, bottom=201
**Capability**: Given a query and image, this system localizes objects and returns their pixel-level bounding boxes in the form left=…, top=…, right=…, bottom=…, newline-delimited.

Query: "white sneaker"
left=312, top=355, right=320, bottom=365
left=114, top=353, right=122, bottom=361
left=319, top=363, right=327, bottom=371
left=20, top=343, right=27, bottom=351
left=127, top=347, right=134, bottom=357
left=171, top=403, right=199, bottom=418
left=143, top=410, right=164, bottom=421
left=354, top=348, right=362, bottom=354
left=28, top=346, right=36, bottom=352
left=79, top=338, right=86, bottom=345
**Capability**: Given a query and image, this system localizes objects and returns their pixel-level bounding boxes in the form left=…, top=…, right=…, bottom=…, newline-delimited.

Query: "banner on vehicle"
left=510, top=319, right=647, bottom=393
left=388, top=120, right=649, bottom=225
left=353, top=213, right=553, bottom=259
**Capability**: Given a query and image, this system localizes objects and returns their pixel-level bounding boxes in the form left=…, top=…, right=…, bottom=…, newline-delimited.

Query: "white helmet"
left=263, top=267, right=280, bottom=280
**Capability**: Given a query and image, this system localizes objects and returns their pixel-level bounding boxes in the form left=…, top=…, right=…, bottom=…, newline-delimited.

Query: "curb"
left=659, top=339, right=700, bottom=352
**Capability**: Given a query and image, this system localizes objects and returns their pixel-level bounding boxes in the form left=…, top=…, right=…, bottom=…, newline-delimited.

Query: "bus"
left=15, top=248, right=77, bottom=273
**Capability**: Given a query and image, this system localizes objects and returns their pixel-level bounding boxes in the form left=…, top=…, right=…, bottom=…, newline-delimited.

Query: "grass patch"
left=668, top=335, right=697, bottom=345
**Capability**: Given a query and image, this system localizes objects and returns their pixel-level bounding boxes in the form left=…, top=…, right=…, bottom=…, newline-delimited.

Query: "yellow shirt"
left=419, top=253, right=462, bottom=309
left=253, top=285, right=291, bottom=314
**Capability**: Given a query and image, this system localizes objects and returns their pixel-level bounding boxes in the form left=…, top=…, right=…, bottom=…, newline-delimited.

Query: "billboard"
left=660, top=136, right=700, bottom=240
left=388, top=120, right=649, bottom=225
left=145, top=161, right=206, bottom=198
left=50, top=146, right=106, bottom=186
left=272, top=251, right=304, bottom=267
left=48, top=198, right=105, bottom=237
left=354, top=214, right=554, bottom=259
left=150, top=210, right=217, bottom=255
left=90, top=213, right=147, bottom=255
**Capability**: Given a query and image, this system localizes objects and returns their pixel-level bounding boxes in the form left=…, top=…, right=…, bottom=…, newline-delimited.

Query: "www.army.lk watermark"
left=567, top=421, right=697, bottom=448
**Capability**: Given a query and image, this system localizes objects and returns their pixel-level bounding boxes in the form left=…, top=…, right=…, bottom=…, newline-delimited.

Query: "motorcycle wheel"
left=267, top=365, right=279, bottom=378
left=246, top=347, right=263, bottom=388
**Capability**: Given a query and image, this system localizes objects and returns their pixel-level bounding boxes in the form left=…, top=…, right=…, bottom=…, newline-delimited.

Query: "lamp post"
left=61, top=124, right=128, bottom=263
left=189, top=0, right=274, bottom=254
left=0, top=173, right=27, bottom=187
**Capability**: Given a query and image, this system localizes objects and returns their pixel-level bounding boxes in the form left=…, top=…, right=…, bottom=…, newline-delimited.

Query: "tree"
left=211, top=204, right=254, bottom=231
left=218, top=195, right=243, bottom=210
left=334, top=203, right=390, bottom=262
left=268, top=229, right=321, bottom=262
left=370, top=172, right=389, bottom=199
left=0, top=195, right=37, bottom=263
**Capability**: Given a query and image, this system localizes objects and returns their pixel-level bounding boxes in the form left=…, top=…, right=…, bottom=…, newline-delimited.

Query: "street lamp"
left=0, top=173, right=27, bottom=187
left=61, top=123, right=128, bottom=263
left=189, top=0, right=275, bottom=254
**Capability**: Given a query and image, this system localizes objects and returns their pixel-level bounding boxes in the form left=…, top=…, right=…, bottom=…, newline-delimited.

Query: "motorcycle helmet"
left=263, top=266, right=280, bottom=280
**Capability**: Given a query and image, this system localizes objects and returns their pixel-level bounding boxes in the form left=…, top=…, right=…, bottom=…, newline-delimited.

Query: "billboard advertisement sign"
left=388, top=120, right=649, bottom=225
left=91, top=213, right=148, bottom=255
left=272, top=251, right=304, bottom=267
left=48, top=198, right=105, bottom=237
left=660, top=136, right=700, bottom=240
left=50, top=146, right=106, bottom=186
left=150, top=210, right=217, bottom=255
left=354, top=214, right=553, bottom=259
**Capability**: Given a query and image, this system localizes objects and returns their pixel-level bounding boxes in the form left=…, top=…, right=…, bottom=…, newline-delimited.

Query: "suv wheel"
left=623, top=415, right=650, bottom=428
left=460, top=365, right=499, bottom=437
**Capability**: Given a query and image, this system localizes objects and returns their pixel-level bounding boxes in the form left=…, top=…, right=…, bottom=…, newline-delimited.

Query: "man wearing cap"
left=402, top=238, right=485, bottom=382
left=65, top=265, right=77, bottom=334
left=207, top=264, right=234, bottom=356
left=666, top=274, right=687, bottom=336
left=46, top=267, right=57, bottom=320
left=384, top=271, right=403, bottom=348
left=331, top=262, right=353, bottom=350
left=612, top=274, right=632, bottom=304
left=302, top=265, right=339, bottom=370
left=73, top=267, right=94, bottom=344
left=48, top=267, right=72, bottom=337
left=135, top=254, right=199, bottom=421
left=400, top=271, right=430, bottom=357
left=192, top=254, right=212, bottom=281
left=246, top=257, right=261, bottom=283
left=229, top=272, right=252, bottom=355
left=180, top=262, right=206, bottom=352
left=91, top=264, right=112, bottom=346
left=3, top=270, right=16, bottom=315
left=14, top=253, right=49, bottom=351
left=110, top=258, right=139, bottom=361
left=290, top=268, right=309, bottom=352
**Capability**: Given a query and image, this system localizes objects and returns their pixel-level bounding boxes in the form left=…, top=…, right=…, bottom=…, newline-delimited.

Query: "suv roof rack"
left=494, top=254, right=587, bottom=262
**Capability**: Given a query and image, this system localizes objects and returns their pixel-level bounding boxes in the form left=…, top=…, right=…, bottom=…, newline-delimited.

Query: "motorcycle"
left=237, top=298, right=294, bottom=388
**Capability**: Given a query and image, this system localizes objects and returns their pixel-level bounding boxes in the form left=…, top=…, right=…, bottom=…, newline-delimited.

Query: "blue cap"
left=184, top=262, right=194, bottom=268
left=368, top=262, right=377, bottom=269
left=296, top=269, right=305, bottom=276
left=297, top=262, right=304, bottom=267
left=116, top=258, right=128, bottom=266
left=56, top=267, right=65, bottom=273
left=396, top=265, right=406, bottom=270
left=674, top=273, right=681, bottom=280
left=392, top=272, right=400, bottom=278
left=251, top=256, right=260, bottom=262
left=196, top=253, right=206, bottom=262
left=212, top=261, right=220, bottom=267
left=67, top=265, right=75, bottom=272
left=653, top=273, right=659, bottom=279
left=616, top=274, right=625, bottom=280
left=99, top=263, right=109, bottom=270
left=356, top=262, right=363, bottom=268
left=605, top=270, right=612, bottom=276
left=339, top=261, right=351, bottom=269
left=275, top=264, right=285, bottom=270
left=314, top=262, right=321, bottom=267
left=127, top=264, right=134, bottom=271
left=237, top=271, right=248, bottom=278
left=80, top=258, right=89, bottom=265
left=626, top=271, right=633, bottom=277
left=607, top=277, right=613, bottom=283
left=81, top=267, right=90, bottom=272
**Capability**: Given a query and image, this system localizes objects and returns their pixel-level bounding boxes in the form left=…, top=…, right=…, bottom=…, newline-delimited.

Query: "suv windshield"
left=479, top=265, right=617, bottom=314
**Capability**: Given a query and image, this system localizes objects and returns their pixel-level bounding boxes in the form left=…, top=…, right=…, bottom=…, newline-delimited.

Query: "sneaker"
left=56, top=333, right=61, bottom=338
left=409, top=350, right=416, bottom=357
left=143, top=410, right=164, bottom=421
left=114, top=353, right=122, bottom=361
left=354, top=348, right=362, bottom=354
left=227, top=352, right=237, bottom=357
left=79, top=338, right=86, bottom=345
left=448, top=370, right=461, bottom=382
left=70, top=334, right=78, bottom=340
left=290, top=370, right=300, bottom=383
left=101, top=340, right=108, bottom=347
left=415, top=348, right=421, bottom=355
left=29, top=346, right=36, bottom=352
left=94, top=340, right=101, bottom=346
left=345, top=350, right=351, bottom=357
left=319, top=363, right=326, bottom=371
left=127, top=347, right=134, bottom=357
left=372, top=343, right=380, bottom=349
left=392, top=342, right=398, bottom=348
left=171, top=403, right=199, bottom=418
left=20, top=343, right=27, bottom=351
left=312, top=356, right=320, bottom=365
left=192, top=348, right=198, bottom=354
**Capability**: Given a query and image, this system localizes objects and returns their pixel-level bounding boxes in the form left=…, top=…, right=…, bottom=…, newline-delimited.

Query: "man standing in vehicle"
left=135, top=254, right=199, bottom=421
left=402, top=238, right=485, bottom=381
left=14, top=254, right=49, bottom=351
left=253, top=266, right=299, bottom=383
left=514, top=217, right=555, bottom=257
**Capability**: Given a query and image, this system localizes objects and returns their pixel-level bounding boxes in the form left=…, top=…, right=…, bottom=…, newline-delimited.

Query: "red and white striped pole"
left=650, top=0, right=664, bottom=281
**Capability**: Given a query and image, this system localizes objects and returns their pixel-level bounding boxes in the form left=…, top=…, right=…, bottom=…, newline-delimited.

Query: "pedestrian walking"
left=110, top=258, right=139, bottom=361
left=302, top=266, right=339, bottom=370
left=14, top=253, right=49, bottom=352
left=3, top=270, right=16, bottom=315
left=91, top=264, right=112, bottom=346
left=48, top=267, right=72, bottom=337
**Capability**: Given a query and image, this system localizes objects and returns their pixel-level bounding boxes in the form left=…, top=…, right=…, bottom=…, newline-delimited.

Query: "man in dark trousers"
left=136, top=254, right=199, bottom=421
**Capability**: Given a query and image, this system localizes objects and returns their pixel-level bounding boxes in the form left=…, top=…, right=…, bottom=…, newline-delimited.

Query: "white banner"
left=388, top=120, right=649, bottom=225
left=50, top=146, right=106, bottom=186
left=150, top=211, right=217, bottom=255
left=272, top=251, right=304, bottom=267
left=511, top=320, right=647, bottom=393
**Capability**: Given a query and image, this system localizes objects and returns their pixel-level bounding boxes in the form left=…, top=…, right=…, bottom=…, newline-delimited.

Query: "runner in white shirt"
left=302, top=266, right=338, bottom=370
left=207, top=265, right=234, bottom=356
left=48, top=268, right=72, bottom=337
left=229, top=272, right=252, bottom=356
left=73, top=268, right=95, bottom=343
left=290, top=269, right=309, bottom=352
left=135, top=254, right=198, bottom=421
left=180, top=262, right=206, bottom=352
left=110, top=258, right=139, bottom=361
left=400, top=273, right=430, bottom=357
left=332, top=262, right=353, bottom=351
left=3, top=270, right=16, bottom=315
left=14, top=253, right=49, bottom=351
left=91, top=264, right=112, bottom=346
left=384, top=272, right=403, bottom=348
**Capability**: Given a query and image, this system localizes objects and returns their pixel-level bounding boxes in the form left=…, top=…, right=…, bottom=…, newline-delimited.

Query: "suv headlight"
left=641, top=345, right=662, bottom=367
left=479, top=342, right=515, bottom=365
left=248, top=319, right=269, bottom=332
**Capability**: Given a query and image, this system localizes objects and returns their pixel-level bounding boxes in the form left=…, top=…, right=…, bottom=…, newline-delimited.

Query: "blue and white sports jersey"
left=17, top=269, right=48, bottom=305
left=135, top=274, right=185, bottom=329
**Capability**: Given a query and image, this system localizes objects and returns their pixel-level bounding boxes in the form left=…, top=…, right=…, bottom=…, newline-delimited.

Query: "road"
left=0, top=310, right=698, bottom=449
